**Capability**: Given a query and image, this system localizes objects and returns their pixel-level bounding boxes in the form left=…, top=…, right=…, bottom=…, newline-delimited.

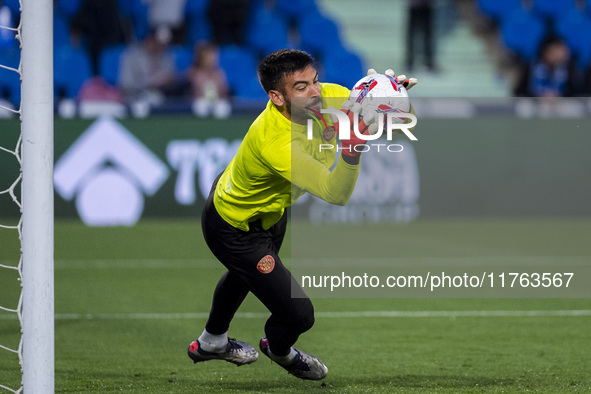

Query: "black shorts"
left=201, top=176, right=313, bottom=326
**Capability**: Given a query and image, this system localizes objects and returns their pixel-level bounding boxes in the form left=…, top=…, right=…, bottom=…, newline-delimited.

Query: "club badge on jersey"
left=257, top=255, right=275, bottom=274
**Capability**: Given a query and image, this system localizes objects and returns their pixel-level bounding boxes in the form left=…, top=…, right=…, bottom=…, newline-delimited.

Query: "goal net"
left=0, top=0, right=54, bottom=393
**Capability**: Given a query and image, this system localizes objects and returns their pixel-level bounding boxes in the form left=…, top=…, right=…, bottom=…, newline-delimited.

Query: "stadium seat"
left=54, top=14, right=71, bottom=49
left=2, top=0, right=20, bottom=16
left=246, top=8, right=290, bottom=56
left=185, top=0, right=209, bottom=17
left=554, top=10, right=591, bottom=68
left=184, top=0, right=211, bottom=44
left=298, top=12, right=342, bottom=56
left=56, top=0, right=84, bottom=19
left=54, top=44, right=93, bottom=99
left=531, top=0, right=577, bottom=21
left=0, top=4, right=17, bottom=49
left=98, top=44, right=126, bottom=86
left=500, top=9, right=547, bottom=61
left=275, top=0, right=318, bottom=21
left=322, top=48, right=364, bottom=89
left=171, top=45, right=194, bottom=75
left=185, top=12, right=212, bottom=45
left=477, top=0, right=525, bottom=23
left=218, top=45, right=258, bottom=97
left=117, top=0, right=149, bottom=40
left=0, top=46, right=20, bottom=107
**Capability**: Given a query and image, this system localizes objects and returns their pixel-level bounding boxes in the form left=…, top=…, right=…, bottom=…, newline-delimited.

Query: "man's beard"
left=288, top=97, right=322, bottom=124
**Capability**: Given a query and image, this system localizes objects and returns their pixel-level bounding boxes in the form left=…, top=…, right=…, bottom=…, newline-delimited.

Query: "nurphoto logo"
left=307, top=107, right=418, bottom=154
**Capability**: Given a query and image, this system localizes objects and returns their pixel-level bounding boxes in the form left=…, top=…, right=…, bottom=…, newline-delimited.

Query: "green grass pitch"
left=1, top=219, right=590, bottom=393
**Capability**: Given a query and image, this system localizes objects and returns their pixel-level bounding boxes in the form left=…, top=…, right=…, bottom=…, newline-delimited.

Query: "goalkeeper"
left=187, top=48, right=416, bottom=380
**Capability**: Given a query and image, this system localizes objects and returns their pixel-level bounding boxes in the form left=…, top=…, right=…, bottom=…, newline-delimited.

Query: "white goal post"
left=20, top=0, right=54, bottom=392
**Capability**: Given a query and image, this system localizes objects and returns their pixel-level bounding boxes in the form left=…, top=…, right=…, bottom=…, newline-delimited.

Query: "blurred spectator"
left=77, top=76, right=127, bottom=118
left=145, top=0, right=187, bottom=44
left=71, top=0, right=127, bottom=75
left=79, top=75, right=123, bottom=103
left=406, top=0, right=436, bottom=72
left=188, top=43, right=231, bottom=119
left=513, top=36, right=578, bottom=97
left=119, top=27, right=176, bottom=108
left=208, top=0, right=251, bottom=45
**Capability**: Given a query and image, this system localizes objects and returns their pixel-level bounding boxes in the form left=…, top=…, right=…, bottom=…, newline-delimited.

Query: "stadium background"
left=1, top=0, right=591, bottom=392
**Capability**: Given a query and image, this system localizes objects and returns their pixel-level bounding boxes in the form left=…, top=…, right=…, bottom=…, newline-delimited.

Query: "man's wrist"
left=341, top=153, right=360, bottom=165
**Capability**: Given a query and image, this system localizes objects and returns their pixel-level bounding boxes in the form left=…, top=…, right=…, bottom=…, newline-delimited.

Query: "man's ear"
left=268, top=90, right=285, bottom=107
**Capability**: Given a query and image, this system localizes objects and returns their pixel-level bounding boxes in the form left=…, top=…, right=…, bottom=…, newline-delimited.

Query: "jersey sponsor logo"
left=257, top=255, right=275, bottom=274
left=54, top=117, right=169, bottom=226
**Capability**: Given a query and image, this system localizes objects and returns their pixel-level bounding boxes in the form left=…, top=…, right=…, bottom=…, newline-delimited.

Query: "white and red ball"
left=348, top=73, right=410, bottom=126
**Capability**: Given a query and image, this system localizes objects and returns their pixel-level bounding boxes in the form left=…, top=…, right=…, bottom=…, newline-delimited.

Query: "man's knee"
left=298, top=310, right=315, bottom=333
left=293, top=298, right=315, bottom=333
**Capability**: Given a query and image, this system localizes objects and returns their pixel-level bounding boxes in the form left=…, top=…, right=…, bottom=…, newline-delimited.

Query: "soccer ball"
left=348, top=73, right=410, bottom=126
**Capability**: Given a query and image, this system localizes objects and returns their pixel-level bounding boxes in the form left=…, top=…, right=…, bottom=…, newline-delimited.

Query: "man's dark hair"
left=257, top=49, right=315, bottom=94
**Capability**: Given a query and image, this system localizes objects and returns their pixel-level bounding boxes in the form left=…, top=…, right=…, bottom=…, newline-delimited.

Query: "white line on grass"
left=2, top=310, right=590, bottom=321
left=52, top=259, right=217, bottom=269
left=2, top=255, right=589, bottom=270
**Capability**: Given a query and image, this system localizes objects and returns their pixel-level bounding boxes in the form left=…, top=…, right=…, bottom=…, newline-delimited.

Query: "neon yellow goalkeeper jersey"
left=214, top=82, right=360, bottom=231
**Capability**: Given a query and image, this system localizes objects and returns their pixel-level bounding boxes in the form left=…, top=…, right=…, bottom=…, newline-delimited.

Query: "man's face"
left=544, top=43, right=569, bottom=66
left=281, top=65, right=322, bottom=122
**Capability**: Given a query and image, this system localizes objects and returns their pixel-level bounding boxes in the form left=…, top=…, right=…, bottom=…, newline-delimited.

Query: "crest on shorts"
left=323, top=125, right=336, bottom=142
left=257, top=255, right=275, bottom=274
